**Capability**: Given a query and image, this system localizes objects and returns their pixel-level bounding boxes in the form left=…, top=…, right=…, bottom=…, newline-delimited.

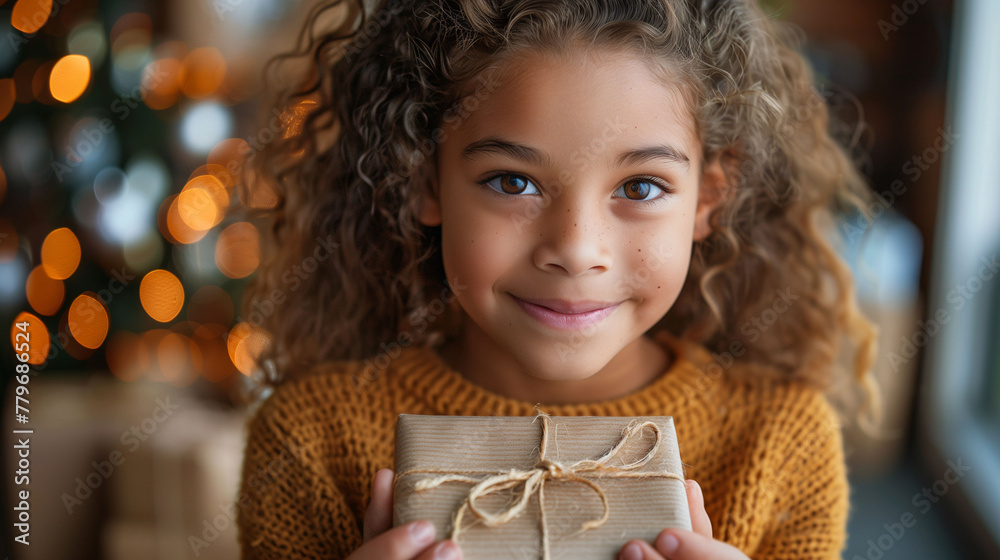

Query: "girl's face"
left=418, top=46, right=726, bottom=397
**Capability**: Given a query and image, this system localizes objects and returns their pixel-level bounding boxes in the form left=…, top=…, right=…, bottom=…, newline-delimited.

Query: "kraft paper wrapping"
left=393, top=411, right=691, bottom=560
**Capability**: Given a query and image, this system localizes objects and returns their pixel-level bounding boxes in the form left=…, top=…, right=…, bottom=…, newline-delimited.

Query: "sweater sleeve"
left=236, top=389, right=363, bottom=559
left=752, top=388, right=850, bottom=560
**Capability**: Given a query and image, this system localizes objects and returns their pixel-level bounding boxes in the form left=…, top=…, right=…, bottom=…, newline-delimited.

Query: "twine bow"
left=394, top=408, right=685, bottom=559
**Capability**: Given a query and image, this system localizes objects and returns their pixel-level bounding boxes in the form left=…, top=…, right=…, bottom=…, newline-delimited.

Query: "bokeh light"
left=11, top=0, right=53, bottom=34
left=109, top=12, right=152, bottom=56
left=25, top=265, right=65, bottom=316
left=226, top=321, right=271, bottom=376
left=178, top=174, right=228, bottom=230
left=122, top=232, right=164, bottom=272
left=0, top=79, right=14, bottom=121
left=49, top=54, right=91, bottom=103
left=179, top=47, right=226, bottom=99
left=215, top=222, right=259, bottom=279
left=67, top=292, right=109, bottom=349
left=31, top=60, right=56, bottom=105
left=193, top=324, right=237, bottom=382
left=41, top=227, right=81, bottom=280
left=67, top=20, right=108, bottom=70
left=162, top=194, right=208, bottom=244
left=139, top=269, right=184, bottom=322
left=180, top=101, right=231, bottom=154
left=105, top=330, right=148, bottom=382
left=12, top=311, right=51, bottom=366
left=141, top=56, right=182, bottom=110
left=157, top=332, right=200, bottom=387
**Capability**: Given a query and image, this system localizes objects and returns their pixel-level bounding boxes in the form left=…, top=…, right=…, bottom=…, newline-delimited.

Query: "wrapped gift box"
left=393, top=411, right=690, bottom=560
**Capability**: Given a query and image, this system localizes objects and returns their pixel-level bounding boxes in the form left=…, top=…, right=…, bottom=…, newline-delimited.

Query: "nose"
left=531, top=195, right=613, bottom=277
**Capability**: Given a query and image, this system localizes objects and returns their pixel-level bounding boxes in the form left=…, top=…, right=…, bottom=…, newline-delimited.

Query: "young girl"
left=235, top=0, right=883, bottom=559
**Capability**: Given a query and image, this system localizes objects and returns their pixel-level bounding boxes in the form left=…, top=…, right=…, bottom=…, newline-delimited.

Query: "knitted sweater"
left=236, top=330, right=850, bottom=560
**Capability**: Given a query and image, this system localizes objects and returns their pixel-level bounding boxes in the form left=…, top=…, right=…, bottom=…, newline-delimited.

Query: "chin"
left=523, top=347, right=607, bottom=381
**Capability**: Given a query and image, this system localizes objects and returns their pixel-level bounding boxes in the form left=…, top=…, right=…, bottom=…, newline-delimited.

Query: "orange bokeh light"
left=215, top=222, right=259, bottom=279
left=0, top=79, right=15, bottom=121
left=140, top=269, right=184, bottom=322
left=31, top=60, right=56, bottom=105
left=11, top=0, right=53, bottom=34
left=157, top=332, right=200, bottom=387
left=177, top=174, right=228, bottom=230
left=105, top=330, right=148, bottom=382
left=141, top=57, right=182, bottom=110
left=109, top=13, right=152, bottom=55
left=41, top=227, right=81, bottom=280
left=226, top=322, right=271, bottom=376
left=68, top=293, right=109, bottom=349
left=11, top=311, right=50, bottom=366
left=193, top=325, right=237, bottom=382
left=49, top=54, right=91, bottom=103
left=179, top=47, right=226, bottom=99
left=188, top=163, right=233, bottom=195
left=163, top=195, right=208, bottom=244
left=25, top=265, right=65, bottom=316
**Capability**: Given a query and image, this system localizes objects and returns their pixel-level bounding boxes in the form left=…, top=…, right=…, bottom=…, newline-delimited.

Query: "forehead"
left=446, top=47, right=701, bottom=166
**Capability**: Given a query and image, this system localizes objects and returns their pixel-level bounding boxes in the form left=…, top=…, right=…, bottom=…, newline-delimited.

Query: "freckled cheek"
left=629, top=236, right=692, bottom=316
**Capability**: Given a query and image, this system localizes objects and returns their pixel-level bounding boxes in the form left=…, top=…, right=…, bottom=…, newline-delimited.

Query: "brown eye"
left=480, top=174, right=539, bottom=197
left=622, top=180, right=651, bottom=200
left=499, top=175, right=529, bottom=194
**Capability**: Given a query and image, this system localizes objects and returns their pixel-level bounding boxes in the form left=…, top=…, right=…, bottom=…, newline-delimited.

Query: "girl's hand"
left=617, top=479, right=750, bottom=560
left=348, top=468, right=464, bottom=560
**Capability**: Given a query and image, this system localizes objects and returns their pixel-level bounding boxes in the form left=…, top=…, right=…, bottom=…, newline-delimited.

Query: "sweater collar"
left=393, top=330, right=721, bottom=417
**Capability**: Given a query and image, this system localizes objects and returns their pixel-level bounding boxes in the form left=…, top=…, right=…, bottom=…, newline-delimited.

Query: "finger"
left=685, top=479, right=713, bottom=539
left=414, top=539, right=463, bottom=560
left=654, top=528, right=748, bottom=560
left=618, top=539, right=666, bottom=560
left=363, top=468, right=395, bottom=542
left=350, top=520, right=439, bottom=560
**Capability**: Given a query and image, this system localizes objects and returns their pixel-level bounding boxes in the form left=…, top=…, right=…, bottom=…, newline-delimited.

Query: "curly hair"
left=236, top=0, right=882, bottom=432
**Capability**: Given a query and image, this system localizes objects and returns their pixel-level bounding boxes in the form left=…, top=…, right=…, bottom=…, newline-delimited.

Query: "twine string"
left=394, top=409, right=686, bottom=559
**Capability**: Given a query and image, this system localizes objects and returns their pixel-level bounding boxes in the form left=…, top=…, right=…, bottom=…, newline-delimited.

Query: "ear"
left=693, top=152, right=731, bottom=242
left=415, top=158, right=442, bottom=227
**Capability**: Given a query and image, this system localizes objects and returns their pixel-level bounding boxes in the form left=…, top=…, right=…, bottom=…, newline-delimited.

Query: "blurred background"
left=1, top=0, right=998, bottom=558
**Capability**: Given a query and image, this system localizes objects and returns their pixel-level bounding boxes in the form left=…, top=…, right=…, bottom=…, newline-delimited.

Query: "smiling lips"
left=510, top=294, right=622, bottom=330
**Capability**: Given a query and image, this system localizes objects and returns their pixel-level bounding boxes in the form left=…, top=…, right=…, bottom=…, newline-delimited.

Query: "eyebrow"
left=460, top=136, right=690, bottom=170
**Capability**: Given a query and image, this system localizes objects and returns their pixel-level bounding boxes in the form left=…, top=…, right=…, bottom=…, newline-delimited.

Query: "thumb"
left=654, top=528, right=747, bottom=560
left=363, top=468, right=394, bottom=542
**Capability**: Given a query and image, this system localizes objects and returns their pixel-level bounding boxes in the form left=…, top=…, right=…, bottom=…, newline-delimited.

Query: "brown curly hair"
left=235, top=0, right=882, bottom=432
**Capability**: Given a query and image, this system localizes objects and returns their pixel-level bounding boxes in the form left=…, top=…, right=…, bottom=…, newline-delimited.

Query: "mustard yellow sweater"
left=236, top=330, right=850, bottom=559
